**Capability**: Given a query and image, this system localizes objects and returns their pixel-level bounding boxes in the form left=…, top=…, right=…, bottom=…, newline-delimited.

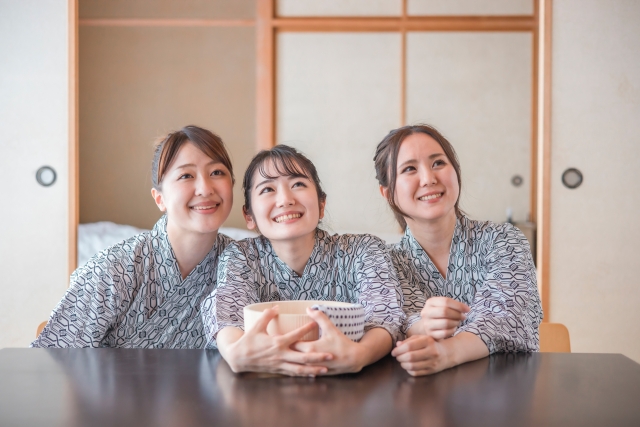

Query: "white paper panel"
left=406, top=32, right=532, bottom=223
left=277, top=33, right=402, bottom=234
left=549, top=0, right=640, bottom=362
left=277, top=0, right=401, bottom=17
left=408, top=0, right=532, bottom=16
left=0, top=0, right=70, bottom=348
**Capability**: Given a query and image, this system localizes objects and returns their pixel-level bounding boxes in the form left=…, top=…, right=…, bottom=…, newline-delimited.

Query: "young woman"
left=201, top=145, right=404, bottom=376
left=373, top=124, right=542, bottom=376
left=31, top=126, right=235, bottom=348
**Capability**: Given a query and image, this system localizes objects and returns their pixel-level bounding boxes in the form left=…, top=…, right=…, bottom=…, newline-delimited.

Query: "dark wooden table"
left=1, top=349, right=639, bottom=427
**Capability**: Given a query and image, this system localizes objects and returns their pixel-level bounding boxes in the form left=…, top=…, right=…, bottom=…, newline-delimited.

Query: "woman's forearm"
left=216, top=327, right=244, bottom=368
left=406, top=320, right=425, bottom=337
left=442, top=331, right=489, bottom=368
left=353, top=328, right=393, bottom=370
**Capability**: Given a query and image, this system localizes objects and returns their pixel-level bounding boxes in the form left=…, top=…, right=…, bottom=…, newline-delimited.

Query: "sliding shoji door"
left=0, top=0, right=76, bottom=348
left=271, top=0, right=536, bottom=236
left=543, top=0, right=640, bottom=362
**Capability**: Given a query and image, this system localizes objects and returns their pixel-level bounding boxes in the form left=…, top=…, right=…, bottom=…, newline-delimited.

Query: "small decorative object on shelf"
left=506, top=207, right=514, bottom=224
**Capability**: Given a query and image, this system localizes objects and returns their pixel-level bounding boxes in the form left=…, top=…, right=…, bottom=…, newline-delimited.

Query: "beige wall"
left=80, top=0, right=255, bottom=19
left=549, top=0, right=640, bottom=362
left=0, top=0, right=70, bottom=347
left=79, top=1, right=256, bottom=230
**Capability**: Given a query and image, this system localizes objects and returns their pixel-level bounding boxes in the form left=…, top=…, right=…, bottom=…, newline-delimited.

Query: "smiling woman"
left=374, top=124, right=542, bottom=376
left=150, top=126, right=235, bottom=279
left=201, top=145, right=404, bottom=377
left=31, top=126, right=236, bottom=348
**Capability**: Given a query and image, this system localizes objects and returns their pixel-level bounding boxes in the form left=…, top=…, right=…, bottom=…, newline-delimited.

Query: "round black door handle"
left=561, top=168, right=583, bottom=189
left=36, top=166, right=57, bottom=187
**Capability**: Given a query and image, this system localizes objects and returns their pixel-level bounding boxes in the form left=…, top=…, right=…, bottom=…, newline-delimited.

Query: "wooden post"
left=256, top=0, right=276, bottom=150
left=537, top=0, right=553, bottom=319
left=530, top=0, right=539, bottom=224
left=68, top=0, right=78, bottom=278
left=400, top=0, right=407, bottom=126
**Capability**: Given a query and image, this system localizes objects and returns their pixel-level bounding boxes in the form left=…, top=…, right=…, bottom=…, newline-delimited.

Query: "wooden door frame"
left=70, top=5, right=256, bottom=277
left=68, top=0, right=552, bottom=317
left=255, top=0, right=551, bottom=316
left=69, top=0, right=78, bottom=278
left=537, top=0, right=552, bottom=319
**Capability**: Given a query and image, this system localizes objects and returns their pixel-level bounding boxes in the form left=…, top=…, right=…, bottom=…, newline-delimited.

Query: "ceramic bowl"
left=243, top=300, right=365, bottom=341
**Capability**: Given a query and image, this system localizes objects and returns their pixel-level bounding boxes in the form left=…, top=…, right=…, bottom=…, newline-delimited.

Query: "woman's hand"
left=293, top=308, right=393, bottom=375
left=391, top=335, right=451, bottom=376
left=217, top=306, right=334, bottom=377
left=418, top=297, right=470, bottom=339
left=392, top=332, right=489, bottom=376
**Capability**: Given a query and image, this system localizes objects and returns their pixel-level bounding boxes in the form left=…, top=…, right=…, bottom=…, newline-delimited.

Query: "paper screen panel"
left=549, top=0, right=640, bottom=362
left=0, top=0, right=70, bottom=348
left=277, top=33, right=402, bottom=233
left=406, top=32, right=532, bottom=223
left=408, top=0, right=532, bottom=16
left=277, top=0, right=401, bottom=17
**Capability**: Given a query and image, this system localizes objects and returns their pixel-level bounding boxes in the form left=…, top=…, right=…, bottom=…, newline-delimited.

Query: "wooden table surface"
left=1, top=349, right=639, bottom=427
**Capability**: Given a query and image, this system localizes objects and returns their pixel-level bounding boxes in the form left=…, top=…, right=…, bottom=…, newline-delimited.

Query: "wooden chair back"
left=36, top=321, right=47, bottom=338
left=539, top=322, right=571, bottom=353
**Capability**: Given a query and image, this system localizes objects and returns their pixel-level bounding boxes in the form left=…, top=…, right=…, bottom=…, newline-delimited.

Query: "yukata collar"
left=151, top=214, right=221, bottom=274
left=269, top=228, right=325, bottom=278
left=148, top=215, right=182, bottom=280
left=402, top=216, right=466, bottom=263
left=151, top=214, right=173, bottom=257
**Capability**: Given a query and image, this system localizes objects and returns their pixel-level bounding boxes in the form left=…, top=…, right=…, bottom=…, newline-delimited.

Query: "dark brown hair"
left=242, top=145, right=326, bottom=216
left=151, top=125, right=234, bottom=189
left=373, top=124, right=462, bottom=230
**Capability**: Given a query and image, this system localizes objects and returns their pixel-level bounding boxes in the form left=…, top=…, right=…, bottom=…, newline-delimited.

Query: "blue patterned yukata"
left=201, top=229, right=405, bottom=348
left=31, top=216, right=233, bottom=348
left=390, top=216, right=542, bottom=353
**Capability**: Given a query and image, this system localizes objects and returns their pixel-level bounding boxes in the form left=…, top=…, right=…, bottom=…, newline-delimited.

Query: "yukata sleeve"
left=201, top=242, right=261, bottom=349
left=391, top=248, right=424, bottom=336
left=455, top=224, right=543, bottom=353
left=354, top=236, right=405, bottom=345
left=30, top=253, right=126, bottom=348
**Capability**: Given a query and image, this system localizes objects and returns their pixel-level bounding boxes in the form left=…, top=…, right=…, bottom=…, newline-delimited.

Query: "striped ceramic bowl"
left=243, top=300, right=365, bottom=341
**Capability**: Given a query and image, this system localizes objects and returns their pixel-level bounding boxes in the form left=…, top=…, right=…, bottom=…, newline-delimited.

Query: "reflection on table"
left=1, top=349, right=639, bottom=427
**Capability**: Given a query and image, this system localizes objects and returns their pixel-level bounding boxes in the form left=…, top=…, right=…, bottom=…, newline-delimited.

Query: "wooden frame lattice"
left=255, top=0, right=548, bottom=315
left=72, top=0, right=550, bottom=315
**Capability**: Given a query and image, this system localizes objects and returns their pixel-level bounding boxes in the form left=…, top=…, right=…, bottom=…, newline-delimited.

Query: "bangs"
left=256, top=153, right=311, bottom=182
left=242, top=144, right=327, bottom=216
left=153, top=126, right=234, bottom=189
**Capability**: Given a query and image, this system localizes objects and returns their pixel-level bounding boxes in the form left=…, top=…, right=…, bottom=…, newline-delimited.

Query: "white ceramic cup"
left=243, top=300, right=365, bottom=341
